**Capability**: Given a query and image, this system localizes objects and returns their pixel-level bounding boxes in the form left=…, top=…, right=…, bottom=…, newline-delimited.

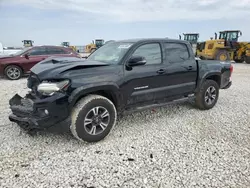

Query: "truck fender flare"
left=68, top=83, right=120, bottom=110
left=195, top=71, right=221, bottom=92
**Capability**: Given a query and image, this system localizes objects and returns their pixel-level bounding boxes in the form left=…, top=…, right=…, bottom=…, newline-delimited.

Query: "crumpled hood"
left=30, top=56, right=109, bottom=80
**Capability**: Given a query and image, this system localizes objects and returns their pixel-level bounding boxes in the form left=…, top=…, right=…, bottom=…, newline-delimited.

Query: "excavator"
left=196, top=30, right=250, bottom=63
left=179, top=33, right=199, bottom=54
left=22, top=40, right=34, bottom=47
left=85, top=39, right=104, bottom=53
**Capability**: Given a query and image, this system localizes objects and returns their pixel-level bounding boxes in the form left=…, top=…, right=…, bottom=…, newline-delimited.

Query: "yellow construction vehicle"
left=85, top=39, right=104, bottom=53
left=235, top=42, right=250, bottom=63
left=246, top=48, right=250, bottom=64
left=22, top=40, right=34, bottom=47
left=196, top=30, right=250, bottom=63
left=179, top=33, right=199, bottom=54
left=61, top=42, right=77, bottom=52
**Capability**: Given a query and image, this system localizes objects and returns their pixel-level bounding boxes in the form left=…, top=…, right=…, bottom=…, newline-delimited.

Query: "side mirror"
left=127, top=56, right=146, bottom=67
left=24, top=53, right=29, bottom=59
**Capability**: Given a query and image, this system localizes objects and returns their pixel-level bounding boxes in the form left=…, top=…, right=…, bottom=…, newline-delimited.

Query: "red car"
left=0, top=45, right=81, bottom=80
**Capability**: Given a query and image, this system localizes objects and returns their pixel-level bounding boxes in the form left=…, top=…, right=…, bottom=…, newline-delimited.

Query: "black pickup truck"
left=9, top=38, right=233, bottom=142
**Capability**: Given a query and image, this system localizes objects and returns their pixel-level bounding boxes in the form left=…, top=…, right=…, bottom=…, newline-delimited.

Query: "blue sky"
left=1, top=0, right=250, bottom=47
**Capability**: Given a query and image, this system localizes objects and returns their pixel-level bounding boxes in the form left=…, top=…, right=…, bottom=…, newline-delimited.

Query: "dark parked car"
left=9, top=38, right=233, bottom=142
left=0, top=45, right=80, bottom=80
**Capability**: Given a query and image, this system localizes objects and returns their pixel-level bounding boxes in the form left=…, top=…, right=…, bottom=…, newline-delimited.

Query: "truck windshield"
left=87, top=42, right=134, bottom=64
left=219, top=32, right=226, bottom=39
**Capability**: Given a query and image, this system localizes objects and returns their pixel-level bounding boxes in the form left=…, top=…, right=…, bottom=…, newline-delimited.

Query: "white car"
left=0, top=42, right=22, bottom=56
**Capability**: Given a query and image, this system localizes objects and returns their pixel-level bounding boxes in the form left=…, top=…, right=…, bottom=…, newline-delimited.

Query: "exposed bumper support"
left=8, top=93, right=71, bottom=132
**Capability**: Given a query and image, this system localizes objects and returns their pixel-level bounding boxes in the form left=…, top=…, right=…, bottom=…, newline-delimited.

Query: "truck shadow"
left=28, top=101, right=195, bottom=142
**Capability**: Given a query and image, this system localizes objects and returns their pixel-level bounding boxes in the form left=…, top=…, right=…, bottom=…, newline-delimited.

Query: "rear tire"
left=235, top=59, right=244, bottom=63
left=4, top=65, right=23, bottom=80
left=195, top=80, right=219, bottom=110
left=245, top=56, right=250, bottom=64
left=70, top=94, right=117, bottom=142
left=215, top=50, right=230, bottom=61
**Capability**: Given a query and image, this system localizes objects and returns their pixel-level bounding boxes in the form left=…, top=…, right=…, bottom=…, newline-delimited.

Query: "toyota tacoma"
left=9, top=38, right=233, bottom=142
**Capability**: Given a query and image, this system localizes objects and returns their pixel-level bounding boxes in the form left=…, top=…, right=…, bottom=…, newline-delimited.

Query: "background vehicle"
left=0, top=45, right=80, bottom=80
left=22, top=40, right=34, bottom=47
left=246, top=48, right=250, bottom=64
left=61, top=42, right=77, bottom=52
left=196, top=30, right=250, bottom=63
left=85, top=39, right=104, bottom=53
left=179, top=33, right=199, bottom=54
left=9, top=38, right=233, bottom=143
left=0, top=42, right=22, bottom=56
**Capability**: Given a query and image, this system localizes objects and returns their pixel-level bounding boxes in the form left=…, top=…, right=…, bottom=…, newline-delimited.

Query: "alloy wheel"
left=205, top=86, right=217, bottom=105
left=7, top=67, right=21, bottom=79
left=84, top=106, right=110, bottom=135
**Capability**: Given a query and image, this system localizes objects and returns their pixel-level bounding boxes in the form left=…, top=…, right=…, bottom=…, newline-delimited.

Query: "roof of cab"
left=115, top=38, right=190, bottom=44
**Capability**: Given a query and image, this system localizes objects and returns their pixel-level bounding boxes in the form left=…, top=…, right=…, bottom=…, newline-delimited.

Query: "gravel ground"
left=0, top=63, right=250, bottom=188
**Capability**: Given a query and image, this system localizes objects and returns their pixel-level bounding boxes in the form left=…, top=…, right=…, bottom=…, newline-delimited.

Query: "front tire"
left=4, top=65, right=23, bottom=80
left=215, top=50, right=230, bottom=61
left=195, top=80, right=219, bottom=110
left=70, top=94, right=117, bottom=142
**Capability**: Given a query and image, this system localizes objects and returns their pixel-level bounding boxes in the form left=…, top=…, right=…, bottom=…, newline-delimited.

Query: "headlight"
left=37, top=80, right=70, bottom=96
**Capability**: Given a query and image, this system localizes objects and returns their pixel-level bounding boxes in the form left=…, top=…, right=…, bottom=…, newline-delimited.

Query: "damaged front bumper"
left=9, top=92, right=71, bottom=132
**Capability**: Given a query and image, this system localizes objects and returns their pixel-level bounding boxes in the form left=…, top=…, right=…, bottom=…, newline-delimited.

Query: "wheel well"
left=206, top=75, right=221, bottom=87
left=74, top=90, right=118, bottom=108
left=4, top=64, right=24, bottom=73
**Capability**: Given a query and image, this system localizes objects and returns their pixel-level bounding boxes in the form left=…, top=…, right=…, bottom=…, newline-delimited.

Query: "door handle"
left=187, top=66, right=193, bottom=70
left=157, top=69, right=166, bottom=74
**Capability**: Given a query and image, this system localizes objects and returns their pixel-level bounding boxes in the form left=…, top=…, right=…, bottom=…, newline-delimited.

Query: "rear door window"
left=164, top=43, right=190, bottom=63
